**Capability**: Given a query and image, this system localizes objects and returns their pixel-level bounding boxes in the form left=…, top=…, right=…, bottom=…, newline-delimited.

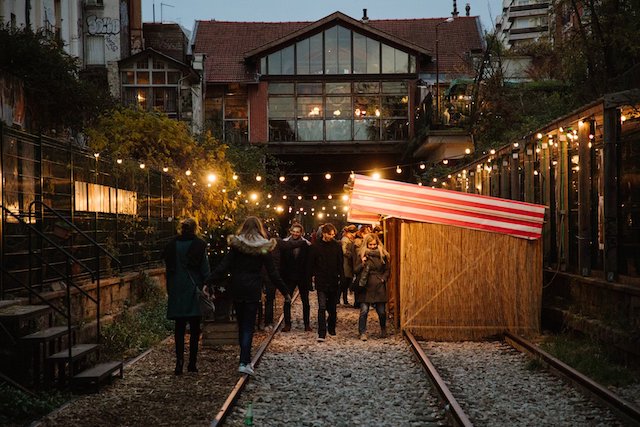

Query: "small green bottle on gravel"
left=243, top=402, right=254, bottom=426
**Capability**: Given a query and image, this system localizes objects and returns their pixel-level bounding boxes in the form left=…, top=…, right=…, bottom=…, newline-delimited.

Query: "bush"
left=0, top=383, right=69, bottom=426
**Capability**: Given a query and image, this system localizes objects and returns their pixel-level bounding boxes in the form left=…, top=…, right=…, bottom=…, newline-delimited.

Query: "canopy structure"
left=347, top=174, right=546, bottom=240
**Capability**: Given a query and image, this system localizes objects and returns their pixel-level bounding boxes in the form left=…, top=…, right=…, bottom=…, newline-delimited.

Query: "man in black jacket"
left=280, top=223, right=312, bottom=332
left=307, top=223, right=344, bottom=342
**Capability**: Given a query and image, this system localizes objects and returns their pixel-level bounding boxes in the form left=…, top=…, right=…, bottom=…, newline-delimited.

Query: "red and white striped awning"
left=348, top=174, right=546, bottom=240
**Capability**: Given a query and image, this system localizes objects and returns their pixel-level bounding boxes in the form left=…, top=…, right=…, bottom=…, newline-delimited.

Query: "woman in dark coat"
left=208, top=216, right=291, bottom=376
left=163, top=218, right=210, bottom=375
left=354, top=233, right=390, bottom=341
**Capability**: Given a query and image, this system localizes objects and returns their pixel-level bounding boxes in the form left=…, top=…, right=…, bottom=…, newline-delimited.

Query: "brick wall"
left=249, top=81, right=268, bottom=143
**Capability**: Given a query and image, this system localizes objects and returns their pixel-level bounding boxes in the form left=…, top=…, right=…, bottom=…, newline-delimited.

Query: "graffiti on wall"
left=87, top=15, right=120, bottom=35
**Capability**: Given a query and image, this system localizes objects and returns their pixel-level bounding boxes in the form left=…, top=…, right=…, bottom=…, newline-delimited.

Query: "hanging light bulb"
left=139, top=163, right=146, bottom=169
left=93, top=153, right=100, bottom=158
left=163, top=167, right=169, bottom=172
left=465, top=148, right=471, bottom=154
left=396, top=166, right=402, bottom=174
left=419, top=163, right=426, bottom=170
left=490, top=149, right=496, bottom=155
left=327, top=194, right=332, bottom=199
left=297, top=195, right=303, bottom=200
left=325, top=173, right=332, bottom=180
left=207, top=173, right=217, bottom=183
left=185, top=169, right=192, bottom=176
left=313, top=195, right=318, bottom=200
left=349, top=172, right=355, bottom=179
left=303, top=175, right=309, bottom=181
left=372, top=172, right=381, bottom=180
left=116, top=159, right=123, bottom=164
left=232, top=174, right=238, bottom=180
left=282, top=195, right=287, bottom=199
left=255, top=175, right=262, bottom=182
left=442, top=159, right=449, bottom=165
left=279, top=176, right=285, bottom=182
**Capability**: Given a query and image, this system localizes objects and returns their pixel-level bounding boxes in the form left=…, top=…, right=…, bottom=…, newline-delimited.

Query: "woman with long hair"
left=208, top=216, right=291, bottom=375
left=163, top=218, right=210, bottom=374
left=354, top=233, right=390, bottom=341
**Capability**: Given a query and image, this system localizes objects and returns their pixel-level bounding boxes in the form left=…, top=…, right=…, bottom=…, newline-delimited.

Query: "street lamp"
left=435, top=17, right=454, bottom=123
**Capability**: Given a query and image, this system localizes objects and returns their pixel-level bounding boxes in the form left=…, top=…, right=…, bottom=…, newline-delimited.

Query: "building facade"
left=192, top=11, right=483, bottom=193
left=495, top=0, right=550, bottom=48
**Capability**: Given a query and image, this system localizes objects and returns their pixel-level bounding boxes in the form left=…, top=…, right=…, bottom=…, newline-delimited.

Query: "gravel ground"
left=420, top=341, right=625, bottom=427
left=35, top=295, right=287, bottom=427
left=225, top=294, right=447, bottom=427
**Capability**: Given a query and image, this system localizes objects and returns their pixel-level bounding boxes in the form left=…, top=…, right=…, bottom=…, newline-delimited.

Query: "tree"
left=0, top=24, right=113, bottom=133
left=86, top=107, right=238, bottom=230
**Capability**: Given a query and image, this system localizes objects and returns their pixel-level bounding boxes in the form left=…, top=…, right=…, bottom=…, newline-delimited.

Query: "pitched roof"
left=193, top=13, right=483, bottom=83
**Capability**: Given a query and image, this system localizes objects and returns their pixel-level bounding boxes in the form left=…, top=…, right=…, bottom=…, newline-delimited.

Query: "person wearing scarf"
left=208, top=216, right=291, bottom=376
left=163, top=218, right=210, bottom=375
left=354, top=233, right=391, bottom=341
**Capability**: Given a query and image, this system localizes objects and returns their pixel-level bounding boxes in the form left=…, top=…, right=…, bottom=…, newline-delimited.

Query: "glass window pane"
left=297, top=83, right=322, bottom=95
left=297, top=96, right=323, bottom=118
left=122, top=71, right=134, bottom=84
left=268, top=97, right=295, bottom=118
left=353, top=33, right=367, bottom=74
left=136, top=59, right=148, bottom=69
left=152, top=71, right=165, bottom=84
left=296, top=39, right=310, bottom=75
left=225, top=97, right=247, bottom=119
left=381, top=44, right=395, bottom=74
left=326, top=82, right=350, bottom=94
left=337, top=26, right=351, bottom=74
left=354, top=118, right=379, bottom=140
left=409, top=55, right=416, bottom=73
left=326, top=120, right=352, bottom=141
left=269, top=83, right=294, bottom=94
left=282, top=46, right=295, bottom=75
left=136, top=71, right=149, bottom=84
left=382, top=119, right=408, bottom=140
left=309, top=33, right=323, bottom=75
left=260, top=57, right=267, bottom=74
left=153, top=60, right=166, bottom=69
left=268, top=51, right=282, bottom=74
left=136, top=88, right=149, bottom=109
left=269, top=120, right=296, bottom=141
left=354, top=96, right=380, bottom=118
left=324, top=26, right=338, bottom=74
left=366, top=38, right=380, bottom=74
left=382, top=95, right=408, bottom=117
left=167, top=72, right=180, bottom=84
left=326, top=96, right=352, bottom=118
left=382, top=82, right=408, bottom=94
left=395, top=49, right=409, bottom=73
left=224, top=120, right=248, bottom=143
left=297, top=121, right=323, bottom=141
left=355, top=82, right=379, bottom=94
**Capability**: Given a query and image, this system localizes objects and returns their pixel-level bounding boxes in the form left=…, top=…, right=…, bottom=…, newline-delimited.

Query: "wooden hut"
left=349, top=175, right=545, bottom=340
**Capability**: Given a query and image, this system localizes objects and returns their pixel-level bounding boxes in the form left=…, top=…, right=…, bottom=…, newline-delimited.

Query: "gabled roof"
left=193, top=12, right=484, bottom=83
left=118, top=48, right=200, bottom=83
left=243, top=12, right=431, bottom=59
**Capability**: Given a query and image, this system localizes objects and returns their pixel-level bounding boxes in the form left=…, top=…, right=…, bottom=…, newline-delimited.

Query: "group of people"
left=163, top=216, right=391, bottom=376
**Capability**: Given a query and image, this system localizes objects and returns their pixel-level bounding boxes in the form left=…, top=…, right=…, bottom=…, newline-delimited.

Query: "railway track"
left=210, top=296, right=640, bottom=426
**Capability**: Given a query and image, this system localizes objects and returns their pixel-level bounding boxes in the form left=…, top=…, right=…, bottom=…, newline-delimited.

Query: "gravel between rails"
left=419, top=341, right=624, bottom=427
left=225, top=294, right=448, bottom=427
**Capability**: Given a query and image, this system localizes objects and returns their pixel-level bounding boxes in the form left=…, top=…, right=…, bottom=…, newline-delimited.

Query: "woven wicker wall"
left=398, top=221, right=542, bottom=340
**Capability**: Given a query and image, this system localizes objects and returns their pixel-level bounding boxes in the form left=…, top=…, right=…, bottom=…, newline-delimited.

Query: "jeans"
left=317, top=288, right=338, bottom=337
left=358, top=302, right=386, bottom=335
left=234, top=301, right=259, bottom=365
left=175, top=316, right=201, bottom=367
left=284, top=280, right=310, bottom=327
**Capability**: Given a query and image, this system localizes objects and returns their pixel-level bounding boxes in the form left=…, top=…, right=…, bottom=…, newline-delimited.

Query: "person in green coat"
left=163, top=218, right=210, bottom=375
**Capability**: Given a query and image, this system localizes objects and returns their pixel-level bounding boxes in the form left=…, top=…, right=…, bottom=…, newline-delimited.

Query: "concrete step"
left=21, top=326, right=73, bottom=343
left=72, top=361, right=123, bottom=392
left=48, top=343, right=98, bottom=363
left=0, top=304, right=51, bottom=321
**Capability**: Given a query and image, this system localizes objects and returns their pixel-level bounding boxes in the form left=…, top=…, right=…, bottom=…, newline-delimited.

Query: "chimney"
left=362, top=8, right=369, bottom=23
left=465, top=2, right=471, bottom=16
left=452, top=0, right=459, bottom=17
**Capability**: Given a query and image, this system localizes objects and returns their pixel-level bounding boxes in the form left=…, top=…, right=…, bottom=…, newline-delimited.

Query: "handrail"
left=29, top=200, right=120, bottom=267
left=0, top=265, right=67, bottom=319
left=29, top=251, right=98, bottom=305
left=0, top=205, right=96, bottom=281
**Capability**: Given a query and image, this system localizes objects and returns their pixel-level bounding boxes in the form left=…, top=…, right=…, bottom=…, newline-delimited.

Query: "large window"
left=268, top=81, right=408, bottom=142
left=204, top=84, right=249, bottom=143
left=262, top=25, right=416, bottom=76
left=121, top=56, right=183, bottom=116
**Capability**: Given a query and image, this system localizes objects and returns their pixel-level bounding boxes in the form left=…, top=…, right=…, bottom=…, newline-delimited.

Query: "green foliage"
left=0, top=24, right=114, bottom=133
left=100, top=289, right=172, bottom=360
left=540, top=333, right=640, bottom=387
left=0, top=383, right=69, bottom=426
left=86, top=107, right=238, bottom=230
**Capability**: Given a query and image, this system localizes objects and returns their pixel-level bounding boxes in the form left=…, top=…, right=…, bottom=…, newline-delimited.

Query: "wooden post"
left=524, top=143, right=534, bottom=203
left=500, top=156, right=510, bottom=199
left=541, top=139, right=552, bottom=263
left=510, top=151, right=520, bottom=200
left=602, top=107, right=620, bottom=282
left=577, top=120, right=592, bottom=276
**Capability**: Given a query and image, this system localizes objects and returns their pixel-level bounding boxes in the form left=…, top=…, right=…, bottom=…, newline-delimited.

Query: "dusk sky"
left=142, top=0, right=503, bottom=34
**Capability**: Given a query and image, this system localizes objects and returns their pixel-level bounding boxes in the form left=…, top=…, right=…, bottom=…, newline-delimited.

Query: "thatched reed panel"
left=399, top=221, right=541, bottom=340
left=383, top=218, right=402, bottom=328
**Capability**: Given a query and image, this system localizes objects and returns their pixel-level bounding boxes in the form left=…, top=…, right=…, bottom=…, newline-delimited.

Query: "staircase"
left=0, top=201, right=123, bottom=392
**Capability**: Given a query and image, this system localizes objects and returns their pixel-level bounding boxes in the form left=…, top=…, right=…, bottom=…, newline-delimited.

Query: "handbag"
left=187, top=270, right=216, bottom=317
left=358, top=263, right=370, bottom=288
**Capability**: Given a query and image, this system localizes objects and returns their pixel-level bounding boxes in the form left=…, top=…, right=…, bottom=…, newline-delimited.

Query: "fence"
left=0, top=124, right=177, bottom=298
